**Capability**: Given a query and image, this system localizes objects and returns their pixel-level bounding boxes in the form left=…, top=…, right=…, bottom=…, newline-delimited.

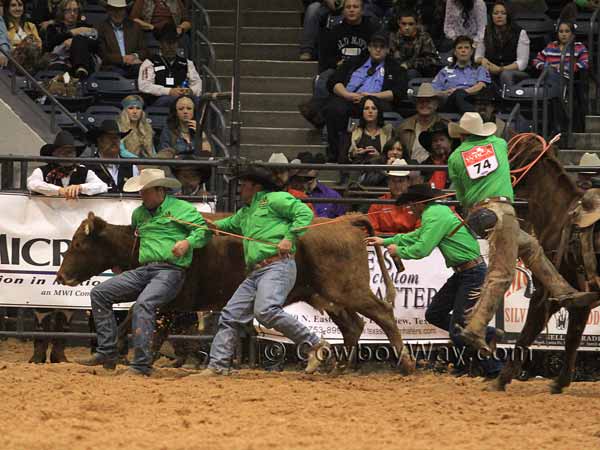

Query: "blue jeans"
left=208, top=259, right=320, bottom=370
left=425, top=262, right=503, bottom=376
left=301, top=2, right=331, bottom=55
left=90, top=263, right=185, bottom=374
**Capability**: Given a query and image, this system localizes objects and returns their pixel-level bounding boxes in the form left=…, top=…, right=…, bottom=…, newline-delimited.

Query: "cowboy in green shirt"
left=78, top=169, right=211, bottom=376
left=447, top=113, right=596, bottom=354
left=365, top=184, right=503, bottom=377
left=197, top=167, right=330, bottom=376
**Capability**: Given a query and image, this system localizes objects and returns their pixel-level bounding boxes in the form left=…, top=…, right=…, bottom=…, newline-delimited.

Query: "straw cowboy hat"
left=123, top=168, right=181, bottom=192
left=386, top=158, right=410, bottom=177
left=268, top=153, right=289, bottom=164
left=579, top=152, right=600, bottom=175
left=414, top=83, right=438, bottom=98
left=448, top=112, right=497, bottom=139
left=574, top=188, right=600, bottom=228
left=105, top=0, right=127, bottom=7
left=396, top=183, right=444, bottom=205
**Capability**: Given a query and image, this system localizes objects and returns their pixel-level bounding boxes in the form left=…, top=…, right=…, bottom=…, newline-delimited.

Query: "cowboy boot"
left=50, top=311, right=71, bottom=363
left=29, top=313, right=51, bottom=364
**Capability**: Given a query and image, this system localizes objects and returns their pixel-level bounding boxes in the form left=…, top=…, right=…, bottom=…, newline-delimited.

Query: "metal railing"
left=533, top=66, right=553, bottom=138
left=559, top=37, right=576, bottom=147
left=587, top=8, right=600, bottom=114
left=0, top=46, right=88, bottom=134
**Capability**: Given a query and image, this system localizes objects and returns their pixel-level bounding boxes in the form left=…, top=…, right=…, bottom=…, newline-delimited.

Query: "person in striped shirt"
left=532, top=21, right=589, bottom=76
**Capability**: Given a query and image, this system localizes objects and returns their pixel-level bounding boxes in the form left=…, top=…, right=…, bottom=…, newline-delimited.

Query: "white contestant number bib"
left=461, top=144, right=499, bottom=180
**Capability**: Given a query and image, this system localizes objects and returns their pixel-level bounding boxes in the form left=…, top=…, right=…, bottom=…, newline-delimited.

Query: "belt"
left=472, top=196, right=512, bottom=210
left=251, top=254, right=293, bottom=272
left=453, top=256, right=485, bottom=273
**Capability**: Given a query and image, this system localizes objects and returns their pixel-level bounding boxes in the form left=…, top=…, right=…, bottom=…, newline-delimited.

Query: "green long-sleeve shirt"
left=215, top=191, right=314, bottom=270
left=448, top=134, right=514, bottom=210
left=382, top=204, right=480, bottom=268
left=131, top=195, right=211, bottom=268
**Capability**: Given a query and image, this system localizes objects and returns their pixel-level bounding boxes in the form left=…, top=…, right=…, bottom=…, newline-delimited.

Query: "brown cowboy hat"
left=395, top=183, right=445, bottom=205
left=40, top=130, right=85, bottom=156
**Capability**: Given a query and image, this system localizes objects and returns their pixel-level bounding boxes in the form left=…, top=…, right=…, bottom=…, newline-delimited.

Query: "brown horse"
left=490, top=135, right=599, bottom=394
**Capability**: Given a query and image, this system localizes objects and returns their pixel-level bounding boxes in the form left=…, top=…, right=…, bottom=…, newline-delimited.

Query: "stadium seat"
left=515, top=14, right=554, bottom=55
left=383, top=111, right=403, bottom=128
left=82, top=105, right=122, bottom=128
left=502, top=77, right=561, bottom=101
left=146, top=106, right=170, bottom=133
left=82, top=4, right=108, bottom=26
left=438, top=112, right=461, bottom=123
left=41, top=105, right=85, bottom=131
left=407, top=77, right=433, bottom=97
left=83, top=71, right=138, bottom=103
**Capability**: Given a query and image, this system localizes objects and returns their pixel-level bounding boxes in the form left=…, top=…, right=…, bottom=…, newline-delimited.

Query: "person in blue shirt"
left=432, top=35, right=491, bottom=113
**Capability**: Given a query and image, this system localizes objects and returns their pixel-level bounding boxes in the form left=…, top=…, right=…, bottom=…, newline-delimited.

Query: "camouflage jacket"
left=389, top=30, right=441, bottom=72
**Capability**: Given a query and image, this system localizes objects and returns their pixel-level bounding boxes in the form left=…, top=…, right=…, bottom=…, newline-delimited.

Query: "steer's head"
left=56, top=212, right=125, bottom=286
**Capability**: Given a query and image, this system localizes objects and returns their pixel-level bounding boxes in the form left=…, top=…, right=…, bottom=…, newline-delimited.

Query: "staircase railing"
left=0, top=46, right=88, bottom=134
left=587, top=8, right=599, bottom=114
left=559, top=37, right=576, bottom=148
left=533, top=65, right=552, bottom=138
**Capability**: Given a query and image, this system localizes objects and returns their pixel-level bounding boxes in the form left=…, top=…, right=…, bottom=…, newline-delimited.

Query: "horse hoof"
left=550, top=382, right=563, bottom=394
left=398, top=356, right=416, bottom=375
left=485, top=378, right=506, bottom=392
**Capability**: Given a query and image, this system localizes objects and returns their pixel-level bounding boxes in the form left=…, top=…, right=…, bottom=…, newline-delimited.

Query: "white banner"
left=0, top=193, right=213, bottom=310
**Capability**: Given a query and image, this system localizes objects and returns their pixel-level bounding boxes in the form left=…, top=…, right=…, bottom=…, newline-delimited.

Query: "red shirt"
left=368, top=193, right=418, bottom=234
left=288, top=188, right=316, bottom=214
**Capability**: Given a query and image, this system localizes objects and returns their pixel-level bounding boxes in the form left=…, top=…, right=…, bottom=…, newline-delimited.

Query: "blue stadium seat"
left=383, top=111, right=403, bottom=128
left=41, top=105, right=85, bottom=131
left=515, top=14, right=554, bottom=55
left=82, top=4, right=108, bottom=26
left=82, top=105, right=122, bottom=128
left=84, top=71, right=138, bottom=99
left=146, top=106, right=170, bottom=132
left=502, top=77, right=560, bottom=101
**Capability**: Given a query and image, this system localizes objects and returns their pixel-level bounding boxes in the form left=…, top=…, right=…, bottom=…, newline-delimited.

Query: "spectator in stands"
left=138, top=24, right=202, bottom=107
left=432, top=35, right=491, bottom=114
left=418, top=121, right=455, bottom=189
left=389, top=9, right=441, bottom=78
left=444, top=0, right=487, bottom=47
left=560, top=0, right=600, bottom=23
left=347, top=95, right=393, bottom=164
left=96, top=0, right=148, bottom=78
left=267, top=152, right=316, bottom=212
left=0, top=16, right=11, bottom=67
left=27, top=130, right=108, bottom=198
left=156, top=148, right=211, bottom=195
left=395, top=83, right=446, bottom=164
left=576, top=152, right=600, bottom=190
left=45, top=0, right=98, bottom=78
left=130, top=0, right=191, bottom=34
left=532, top=21, right=589, bottom=77
left=470, top=86, right=511, bottom=138
left=324, top=33, right=407, bottom=163
left=86, top=119, right=140, bottom=192
left=296, top=152, right=347, bottom=218
left=158, top=95, right=212, bottom=156
left=3, top=0, right=42, bottom=48
left=368, top=159, right=418, bottom=233
left=299, top=0, right=341, bottom=61
left=118, top=95, right=156, bottom=158
left=30, top=0, right=61, bottom=32
left=475, top=1, right=530, bottom=88
left=359, top=137, right=410, bottom=187
left=318, top=0, right=379, bottom=78
left=363, top=0, right=394, bottom=18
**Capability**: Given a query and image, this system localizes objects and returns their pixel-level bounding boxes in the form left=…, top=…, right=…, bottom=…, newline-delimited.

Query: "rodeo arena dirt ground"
left=0, top=340, right=599, bottom=450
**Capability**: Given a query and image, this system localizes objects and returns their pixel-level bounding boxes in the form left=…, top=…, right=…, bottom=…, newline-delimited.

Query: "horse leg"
left=488, top=292, right=559, bottom=391
left=549, top=306, right=591, bottom=394
left=326, top=308, right=365, bottom=372
left=352, top=294, right=414, bottom=375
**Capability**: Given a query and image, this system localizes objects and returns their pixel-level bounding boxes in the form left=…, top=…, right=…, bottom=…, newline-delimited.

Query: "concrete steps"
left=215, top=59, right=317, bottom=77
left=239, top=111, right=310, bottom=128
left=210, top=26, right=302, bottom=44
left=218, top=76, right=313, bottom=94
left=241, top=144, right=326, bottom=162
left=572, top=133, right=600, bottom=150
left=240, top=92, right=311, bottom=111
left=585, top=116, right=600, bottom=133
left=208, top=10, right=301, bottom=28
left=240, top=126, right=320, bottom=145
left=212, top=43, right=300, bottom=60
left=203, top=0, right=300, bottom=10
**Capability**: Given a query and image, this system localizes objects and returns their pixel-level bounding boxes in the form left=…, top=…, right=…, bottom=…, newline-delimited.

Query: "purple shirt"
left=308, top=182, right=347, bottom=219
left=431, top=63, right=491, bottom=91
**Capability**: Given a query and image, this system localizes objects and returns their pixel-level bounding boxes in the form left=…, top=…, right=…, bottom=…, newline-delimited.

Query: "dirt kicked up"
left=1, top=339, right=600, bottom=450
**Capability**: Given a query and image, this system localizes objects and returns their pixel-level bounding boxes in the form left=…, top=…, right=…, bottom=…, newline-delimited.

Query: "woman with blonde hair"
left=117, top=95, right=155, bottom=158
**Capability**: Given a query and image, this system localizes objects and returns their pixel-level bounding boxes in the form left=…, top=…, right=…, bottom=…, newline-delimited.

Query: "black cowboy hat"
left=40, top=130, right=85, bottom=156
left=369, top=32, right=389, bottom=47
left=468, top=86, right=496, bottom=104
left=238, top=166, right=279, bottom=191
left=395, top=183, right=445, bottom=206
left=171, top=153, right=213, bottom=182
left=154, top=23, right=179, bottom=43
left=418, top=121, right=452, bottom=153
left=86, top=119, right=132, bottom=141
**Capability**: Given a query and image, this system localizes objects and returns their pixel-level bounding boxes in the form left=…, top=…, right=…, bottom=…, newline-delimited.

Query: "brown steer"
left=56, top=212, right=415, bottom=373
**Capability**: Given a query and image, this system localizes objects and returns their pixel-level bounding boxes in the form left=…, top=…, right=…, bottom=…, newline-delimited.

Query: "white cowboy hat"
left=574, top=188, right=600, bottom=228
left=448, top=112, right=497, bottom=139
left=579, top=152, right=600, bottom=174
left=106, top=0, right=128, bottom=7
left=387, top=158, right=410, bottom=177
left=268, top=153, right=289, bottom=164
left=415, top=83, right=438, bottom=98
left=123, top=168, right=181, bottom=192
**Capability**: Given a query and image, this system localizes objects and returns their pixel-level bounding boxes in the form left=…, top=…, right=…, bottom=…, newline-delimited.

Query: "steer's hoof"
left=28, top=354, right=46, bottom=364
left=485, top=377, right=506, bottom=392
left=398, top=356, right=416, bottom=375
left=50, top=351, right=69, bottom=364
left=549, top=381, right=564, bottom=395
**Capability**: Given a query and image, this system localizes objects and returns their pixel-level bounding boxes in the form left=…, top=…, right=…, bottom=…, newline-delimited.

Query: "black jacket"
left=327, top=54, right=407, bottom=105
